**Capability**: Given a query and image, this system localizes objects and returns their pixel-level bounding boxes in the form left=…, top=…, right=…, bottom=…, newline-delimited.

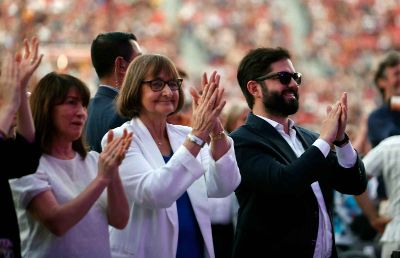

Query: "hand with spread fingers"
left=15, top=37, right=43, bottom=91
left=15, top=37, right=43, bottom=142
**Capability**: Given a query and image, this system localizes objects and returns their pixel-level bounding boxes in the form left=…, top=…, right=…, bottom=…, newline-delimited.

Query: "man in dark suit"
left=85, top=32, right=142, bottom=152
left=230, top=47, right=367, bottom=258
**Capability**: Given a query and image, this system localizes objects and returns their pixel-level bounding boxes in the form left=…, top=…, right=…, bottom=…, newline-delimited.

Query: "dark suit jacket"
left=230, top=113, right=367, bottom=258
left=0, top=134, right=41, bottom=258
left=85, top=86, right=129, bottom=152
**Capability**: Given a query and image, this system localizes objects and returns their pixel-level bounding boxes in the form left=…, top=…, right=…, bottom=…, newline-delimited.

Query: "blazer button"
left=311, top=240, right=316, bottom=247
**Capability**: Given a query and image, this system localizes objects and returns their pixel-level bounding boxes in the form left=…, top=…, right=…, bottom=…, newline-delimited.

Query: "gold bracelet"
left=210, top=130, right=226, bottom=141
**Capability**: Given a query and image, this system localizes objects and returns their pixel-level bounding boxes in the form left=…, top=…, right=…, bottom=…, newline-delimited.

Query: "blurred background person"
left=9, top=72, right=131, bottom=258
left=353, top=52, right=400, bottom=256
left=85, top=31, right=142, bottom=152
left=355, top=135, right=400, bottom=258
left=367, top=52, right=400, bottom=209
left=102, top=54, right=241, bottom=258
left=0, top=37, right=42, bottom=258
left=367, top=51, right=400, bottom=148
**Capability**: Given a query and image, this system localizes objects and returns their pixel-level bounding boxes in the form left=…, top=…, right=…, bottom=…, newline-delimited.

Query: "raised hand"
left=336, top=92, right=348, bottom=141
left=98, top=129, right=133, bottom=182
left=15, top=37, right=43, bottom=142
left=319, top=101, right=341, bottom=144
left=15, top=37, right=43, bottom=91
left=190, top=71, right=226, bottom=140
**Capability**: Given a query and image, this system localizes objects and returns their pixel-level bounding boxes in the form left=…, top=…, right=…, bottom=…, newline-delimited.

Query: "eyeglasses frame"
left=142, top=78, right=183, bottom=92
left=254, top=71, right=302, bottom=86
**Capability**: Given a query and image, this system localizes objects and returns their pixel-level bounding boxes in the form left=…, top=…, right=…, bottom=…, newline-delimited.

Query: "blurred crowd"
left=2, top=0, right=400, bottom=150
left=2, top=0, right=400, bottom=257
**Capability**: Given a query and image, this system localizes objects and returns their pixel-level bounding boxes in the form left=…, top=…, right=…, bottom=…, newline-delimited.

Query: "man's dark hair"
left=91, top=32, right=138, bottom=78
left=237, top=47, right=291, bottom=109
left=374, top=51, right=400, bottom=97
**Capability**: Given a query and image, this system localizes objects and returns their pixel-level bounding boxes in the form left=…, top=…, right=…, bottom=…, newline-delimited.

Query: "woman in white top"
left=101, top=54, right=241, bottom=258
left=10, top=72, right=131, bottom=258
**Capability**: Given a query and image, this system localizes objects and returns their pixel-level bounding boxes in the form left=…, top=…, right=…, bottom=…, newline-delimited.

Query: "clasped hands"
left=319, top=92, right=348, bottom=145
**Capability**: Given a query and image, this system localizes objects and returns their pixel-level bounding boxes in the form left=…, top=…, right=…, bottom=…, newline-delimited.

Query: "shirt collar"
left=255, top=114, right=295, bottom=131
left=99, top=84, right=119, bottom=93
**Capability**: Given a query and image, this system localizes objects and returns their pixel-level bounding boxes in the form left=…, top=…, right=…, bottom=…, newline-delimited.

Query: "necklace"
left=153, top=135, right=163, bottom=146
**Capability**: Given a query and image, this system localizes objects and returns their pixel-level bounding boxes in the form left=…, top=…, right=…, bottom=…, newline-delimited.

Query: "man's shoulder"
left=93, top=86, right=118, bottom=99
left=229, top=124, right=251, bottom=139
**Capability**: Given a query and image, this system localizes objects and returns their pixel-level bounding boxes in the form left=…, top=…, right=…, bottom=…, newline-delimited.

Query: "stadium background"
left=1, top=0, right=400, bottom=143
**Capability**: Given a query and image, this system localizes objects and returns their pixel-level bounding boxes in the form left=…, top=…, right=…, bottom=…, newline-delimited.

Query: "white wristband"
left=187, top=133, right=205, bottom=147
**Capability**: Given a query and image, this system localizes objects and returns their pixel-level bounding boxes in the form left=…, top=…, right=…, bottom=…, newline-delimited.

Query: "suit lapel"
left=293, top=126, right=313, bottom=149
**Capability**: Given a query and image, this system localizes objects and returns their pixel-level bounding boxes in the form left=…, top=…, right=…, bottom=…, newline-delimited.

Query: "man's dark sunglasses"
left=142, top=79, right=183, bottom=92
left=255, top=71, right=302, bottom=86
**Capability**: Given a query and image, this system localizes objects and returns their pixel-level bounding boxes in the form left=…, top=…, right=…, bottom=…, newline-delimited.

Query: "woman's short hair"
left=30, top=72, right=90, bottom=158
left=117, top=54, right=184, bottom=118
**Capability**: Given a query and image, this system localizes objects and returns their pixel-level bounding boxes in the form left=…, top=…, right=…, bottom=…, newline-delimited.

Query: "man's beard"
left=262, top=84, right=299, bottom=116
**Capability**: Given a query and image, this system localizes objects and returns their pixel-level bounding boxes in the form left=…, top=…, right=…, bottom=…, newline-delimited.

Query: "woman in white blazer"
left=101, top=54, right=241, bottom=258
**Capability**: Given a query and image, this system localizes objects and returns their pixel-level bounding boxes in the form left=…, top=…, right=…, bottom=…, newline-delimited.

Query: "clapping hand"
left=335, top=92, right=348, bottom=142
left=190, top=71, right=226, bottom=140
left=98, top=129, right=133, bottom=182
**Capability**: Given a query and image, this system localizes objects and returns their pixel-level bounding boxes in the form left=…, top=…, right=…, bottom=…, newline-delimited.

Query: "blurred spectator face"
left=382, top=64, right=400, bottom=99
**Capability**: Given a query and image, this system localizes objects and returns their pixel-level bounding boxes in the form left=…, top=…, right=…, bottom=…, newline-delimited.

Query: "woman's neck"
left=50, top=139, right=75, bottom=160
left=139, top=115, right=172, bottom=155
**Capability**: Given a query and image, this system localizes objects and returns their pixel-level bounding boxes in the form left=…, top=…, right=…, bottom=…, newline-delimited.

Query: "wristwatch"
left=333, top=133, right=349, bottom=147
left=187, top=133, right=206, bottom=147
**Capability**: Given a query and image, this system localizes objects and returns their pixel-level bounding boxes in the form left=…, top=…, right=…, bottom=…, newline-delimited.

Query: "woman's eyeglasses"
left=255, top=71, right=302, bottom=86
left=142, top=79, right=183, bottom=92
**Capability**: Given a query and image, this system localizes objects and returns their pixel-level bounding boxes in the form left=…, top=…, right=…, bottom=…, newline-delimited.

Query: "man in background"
left=368, top=51, right=400, bottom=147
left=85, top=32, right=142, bottom=152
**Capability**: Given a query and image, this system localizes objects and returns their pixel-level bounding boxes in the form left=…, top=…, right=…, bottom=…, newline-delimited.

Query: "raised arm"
left=15, top=37, right=43, bottom=142
left=0, top=54, right=20, bottom=138
left=103, top=129, right=132, bottom=229
left=190, top=71, right=229, bottom=160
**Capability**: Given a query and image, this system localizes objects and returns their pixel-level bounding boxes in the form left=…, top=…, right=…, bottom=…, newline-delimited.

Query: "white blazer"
left=101, top=118, right=241, bottom=258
